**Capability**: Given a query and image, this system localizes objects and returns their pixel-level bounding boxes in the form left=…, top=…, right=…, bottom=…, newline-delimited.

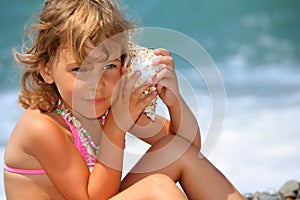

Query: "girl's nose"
left=85, top=68, right=105, bottom=91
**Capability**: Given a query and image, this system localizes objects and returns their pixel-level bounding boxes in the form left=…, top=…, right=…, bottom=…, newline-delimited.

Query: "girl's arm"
left=130, top=100, right=201, bottom=149
left=130, top=48, right=201, bottom=150
left=24, top=112, right=117, bottom=200
left=129, top=113, right=171, bottom=145
left=167, top=95, right=201, bottom=149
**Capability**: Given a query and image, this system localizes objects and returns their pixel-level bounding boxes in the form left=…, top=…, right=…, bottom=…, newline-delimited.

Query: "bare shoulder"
left=21, top=108, right=64, bottom=135
left=14, top=108, right=70, bottom=156
left=4, top=108, right=71, bottom=168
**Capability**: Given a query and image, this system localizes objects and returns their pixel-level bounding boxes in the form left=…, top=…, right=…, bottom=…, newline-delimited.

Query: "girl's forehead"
left=60, top=41, right=123, bottom=64
left=86, top=45, right=123, bottom=63
left=58, top=48, right=76, bottom=63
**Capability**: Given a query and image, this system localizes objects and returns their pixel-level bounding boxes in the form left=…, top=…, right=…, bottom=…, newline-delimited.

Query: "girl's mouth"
left=85, top=98, right=106, bottom=104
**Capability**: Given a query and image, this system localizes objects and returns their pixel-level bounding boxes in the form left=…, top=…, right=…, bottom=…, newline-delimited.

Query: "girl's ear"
left=39, top=61, right=54, bottom=84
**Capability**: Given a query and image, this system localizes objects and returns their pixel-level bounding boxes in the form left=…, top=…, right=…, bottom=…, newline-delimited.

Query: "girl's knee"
left=151, top=134, right=191, bottom=151
left=145, top=174, right=174, bottom=188
left=145, top=174, right=182, bottom=198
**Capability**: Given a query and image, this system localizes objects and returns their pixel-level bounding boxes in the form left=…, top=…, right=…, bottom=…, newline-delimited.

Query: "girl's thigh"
left=112, top=174, right=186, bottom=200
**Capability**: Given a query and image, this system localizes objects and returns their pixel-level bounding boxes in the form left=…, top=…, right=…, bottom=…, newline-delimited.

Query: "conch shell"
left=125, top=45, right=165, bottom=121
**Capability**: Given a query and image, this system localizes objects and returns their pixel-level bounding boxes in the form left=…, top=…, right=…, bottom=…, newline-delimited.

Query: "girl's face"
left=49, top=43, right=123, bottom=119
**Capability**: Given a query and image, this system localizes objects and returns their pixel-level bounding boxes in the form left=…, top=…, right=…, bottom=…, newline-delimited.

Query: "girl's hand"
left=110, top=68, right=157, bottom=132
left=153, top=48, right=181, bottom=108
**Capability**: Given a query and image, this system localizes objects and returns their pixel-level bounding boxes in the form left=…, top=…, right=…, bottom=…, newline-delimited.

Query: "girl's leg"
left=111, top=174, right=186, bottom=200
left=121, top=135, right=243, bottom=200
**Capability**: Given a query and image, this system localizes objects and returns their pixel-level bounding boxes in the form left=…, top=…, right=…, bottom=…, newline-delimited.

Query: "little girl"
left=4, top=0, right=243, bottom=199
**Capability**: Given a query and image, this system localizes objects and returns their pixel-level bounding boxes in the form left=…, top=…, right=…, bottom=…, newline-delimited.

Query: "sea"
left=1, top=0, right=300, bottom=199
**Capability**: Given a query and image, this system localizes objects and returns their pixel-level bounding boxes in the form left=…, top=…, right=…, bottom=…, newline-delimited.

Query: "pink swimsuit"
left=3, top=114, right=95, bottom=175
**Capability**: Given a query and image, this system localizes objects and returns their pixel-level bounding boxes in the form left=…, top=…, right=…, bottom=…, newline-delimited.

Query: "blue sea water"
left=1, top=0, right=300, bottom=198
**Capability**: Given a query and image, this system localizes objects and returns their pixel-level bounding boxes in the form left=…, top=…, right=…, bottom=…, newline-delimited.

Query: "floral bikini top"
left=4, top=105, right=104, bottom=175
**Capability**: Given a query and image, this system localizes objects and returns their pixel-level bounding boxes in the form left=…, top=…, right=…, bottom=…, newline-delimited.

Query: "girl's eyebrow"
left=65, top=58, right=121, bottom=70
left=84, top=56, right=121, bottom=65
left=85, top=53, right=107, bottom=64
left=109, top=58, right=121, bottom=62
left=85, top=43, right=123, bottom=64
left=87, top=49, right=122, bottom=61
left=65, top=61, right=76, bottom=66
left=65, top=62, right=79, bottom=69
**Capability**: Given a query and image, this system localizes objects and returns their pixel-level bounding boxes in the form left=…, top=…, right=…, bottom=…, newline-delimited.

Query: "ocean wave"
left=0, top=90, right=23, bottom=145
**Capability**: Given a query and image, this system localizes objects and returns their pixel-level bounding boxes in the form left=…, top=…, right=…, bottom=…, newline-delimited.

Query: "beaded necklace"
left=55, top=101, right=108, bottom=168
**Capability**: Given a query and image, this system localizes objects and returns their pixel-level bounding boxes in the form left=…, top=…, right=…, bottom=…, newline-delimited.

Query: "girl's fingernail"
left=135, top=70, right=141, bottom=76
left=152, top=58, right=159, bottom=64
left=151, top=91, right=157, bottom=96
left=147, top=79, right=153, bottom=84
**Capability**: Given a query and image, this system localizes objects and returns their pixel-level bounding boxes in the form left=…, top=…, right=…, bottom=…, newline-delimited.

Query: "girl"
left=3, top=0, right=243, bottom=199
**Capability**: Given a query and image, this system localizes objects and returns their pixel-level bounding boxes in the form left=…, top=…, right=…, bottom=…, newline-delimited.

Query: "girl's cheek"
left=72, top=85, right=86, bottom=98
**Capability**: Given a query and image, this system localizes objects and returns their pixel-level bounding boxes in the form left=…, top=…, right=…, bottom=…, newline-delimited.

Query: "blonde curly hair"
left=15, top=0, right=134, bottom=112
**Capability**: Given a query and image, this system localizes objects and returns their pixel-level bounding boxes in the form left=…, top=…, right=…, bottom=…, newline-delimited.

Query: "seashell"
left=125, top=45, right=165, bottom=121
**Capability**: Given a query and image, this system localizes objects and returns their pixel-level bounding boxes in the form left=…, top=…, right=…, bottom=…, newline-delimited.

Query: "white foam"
left=0, top=147, right=6, bottom=200
left=208, top=102, right=300, bottom=193
left=0, top=90, right=23, bottom=144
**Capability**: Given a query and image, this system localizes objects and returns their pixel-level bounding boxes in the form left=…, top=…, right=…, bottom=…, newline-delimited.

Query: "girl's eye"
left=104, top=64, right=116, bottom=70
left=72, top=67, right=88, bottom=72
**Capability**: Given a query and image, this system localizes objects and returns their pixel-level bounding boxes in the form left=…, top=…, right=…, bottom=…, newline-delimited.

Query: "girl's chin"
left=71, top=102, right=108, bottom=116
left=71, top=106, right=108, bottom=120
left=80, top=114, right=101, bottom=119
left=78, top=110, right=107, bottom=119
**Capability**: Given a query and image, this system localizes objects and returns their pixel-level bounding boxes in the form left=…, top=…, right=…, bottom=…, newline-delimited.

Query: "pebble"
left=243, top=180, right=300, bottom=200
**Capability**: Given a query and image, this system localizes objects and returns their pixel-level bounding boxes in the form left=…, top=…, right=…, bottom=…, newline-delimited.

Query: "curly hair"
left=15, top=0, right=135, bottom=112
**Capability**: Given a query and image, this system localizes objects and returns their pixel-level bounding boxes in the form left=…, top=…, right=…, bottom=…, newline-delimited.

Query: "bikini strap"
left=3, top=163, right=46, bottom=175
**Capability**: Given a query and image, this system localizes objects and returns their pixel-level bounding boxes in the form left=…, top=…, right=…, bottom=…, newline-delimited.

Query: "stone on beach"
left=243, top=180, right=300, bottom=200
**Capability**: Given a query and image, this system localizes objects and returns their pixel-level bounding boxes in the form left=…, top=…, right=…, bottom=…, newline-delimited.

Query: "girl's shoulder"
left=5, top=108, right=72, bottom=168
left=14, top=108, right=72, bottom=154
left=19, top=108, right=63, bottom=135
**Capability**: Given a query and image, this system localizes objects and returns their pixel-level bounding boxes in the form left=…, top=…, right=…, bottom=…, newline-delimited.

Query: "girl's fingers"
left=155, top=68, right=173, bottom=83
left=152, top=55, right=174, bottom=70
left=154, top=57, right=174, bottom=68
left=121, top=66, right=128, bottom=75
left=155, top=68, right=178, bottom=95
left=136, top=90, right=157, bottom=110
left=130, top=79, right=158, bottom=109
left=156, top=84, right=163, bottom=95
left=153, top=48, right=170, bottom=56
left=131, top=79, right=155, bottom=98
left=118, top=72, right=127, bottom=98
